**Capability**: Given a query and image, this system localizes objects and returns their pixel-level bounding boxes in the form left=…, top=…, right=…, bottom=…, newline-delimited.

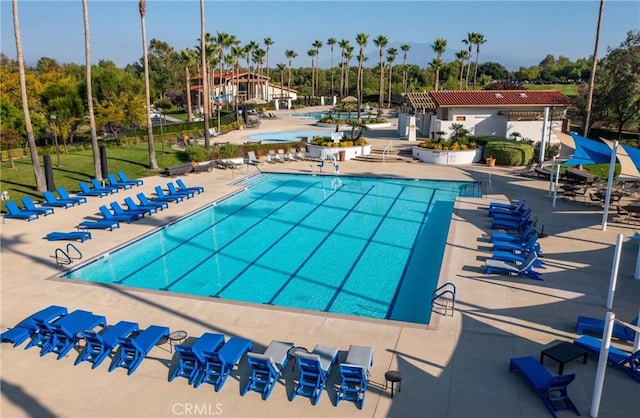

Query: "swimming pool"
left=247, top=130, right=333, bottom=143
left=64, top=174, right=479, bottom=324
left=291, top=112, right=369, bottom=120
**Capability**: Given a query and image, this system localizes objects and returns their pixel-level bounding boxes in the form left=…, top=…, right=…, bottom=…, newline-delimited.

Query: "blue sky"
left=1, top=0, right=638, bottom=71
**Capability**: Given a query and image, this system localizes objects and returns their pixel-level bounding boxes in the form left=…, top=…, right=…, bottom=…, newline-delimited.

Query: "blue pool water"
left=64, top=174, right=478, bottom=324
left=247, top=130, right=332, bottom=143
left=291, top=112, right=367, bottom=120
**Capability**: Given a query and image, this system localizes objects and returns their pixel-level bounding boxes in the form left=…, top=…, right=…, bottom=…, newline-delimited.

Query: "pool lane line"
left=322, top=186, right=407, bottom=312
left=210, top=182, right=353, bottom=298
left=263, top=184, right=377, bottom=305
left=385, top=188, right=437, bottom=320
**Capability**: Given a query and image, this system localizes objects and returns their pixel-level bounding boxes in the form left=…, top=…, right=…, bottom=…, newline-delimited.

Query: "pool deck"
left=1, top=108, right=639, bottom=417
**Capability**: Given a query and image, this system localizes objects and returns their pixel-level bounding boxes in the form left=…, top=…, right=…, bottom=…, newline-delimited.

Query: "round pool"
left=247, top=130, right=333, bottom=143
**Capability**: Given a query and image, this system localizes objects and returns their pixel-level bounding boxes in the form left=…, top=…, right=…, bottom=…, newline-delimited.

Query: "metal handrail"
left=54, top=243, right=83, bottom=268
left=382, top=141, right=393, bottom=163
left=431, top=282, right=456, bottom=310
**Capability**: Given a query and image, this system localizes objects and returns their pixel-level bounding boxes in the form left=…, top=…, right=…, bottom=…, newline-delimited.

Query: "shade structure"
left=341, top=96, right=358, bottom=103
left=242, top=97, right=267, bottom=105
left=602, top=138, right=640, bottom=180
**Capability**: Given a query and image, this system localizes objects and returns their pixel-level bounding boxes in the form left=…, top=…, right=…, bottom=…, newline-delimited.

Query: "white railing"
left=382, top=141, right=393, bottom=163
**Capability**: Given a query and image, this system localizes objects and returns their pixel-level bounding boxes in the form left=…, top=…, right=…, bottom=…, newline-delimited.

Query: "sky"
left=1, top=0, right=638, bottom=71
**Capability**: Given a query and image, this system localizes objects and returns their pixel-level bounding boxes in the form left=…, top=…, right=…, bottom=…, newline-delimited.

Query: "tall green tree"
left=386, top=47, right=397, bottom=107
left=327, top=37, right=336, bottom=96
left=373, top=35, right=388, bottom=109
left=462, top=33, right=474, bottom=89
left=594, top=31, right=640, bottom=142
left=199, top=0, right=211, bottom=146
left=472, top=33, right=487, bottom=89
left=307, top=49, right=317, bottom=97
left=355, top=33, right=369, bottom=122
left=431, top=38, right=447, bottom=91
left=82, top=0, right=101, bottom=179
left=285, top=49, right=297, bottom=93
left=264, top=37, right=273, bottom=81
left=12, top=0, right=46, bottom=190
left=276, top=62, right=286, bottom=99
left=455, top=50, right=469, bottom=90
left=180, top=48, right=198, bottom=122
left=338, top=39, right=350, bottom=97
left=312, top=40, right=323, bottom=96
left=401, top=44, right=410, bottom=93
left=138, top=0, right=158, bottom=169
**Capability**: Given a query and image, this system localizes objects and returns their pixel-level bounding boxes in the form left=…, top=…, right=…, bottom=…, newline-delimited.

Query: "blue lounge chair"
left=492, top=249, right=545, bottom=269
left=124, top=197, right=158, bottom=215
left=99, top=205, right=138, bottom=224
left=137, top=193, right=168, bottom=210
left=196, top=337, right=252, bottom=391
left=493, top=234, right=542, bottom=256
left=291, top=344, right=339, bottom=405
left=46, top=231, right=92, bottom=242
left=155, top=185, right=184, bottom=203
left=491, top=216, right=535, bottom=232
left=39, top=310, right=107, bottom=359
left=106, top=173, right=133, bottom=190
left=78, top=219, right=120, bottom=231
left=574, top=335, right=640, bottom=382
left=491, top=207, right=532, bottom=222
left=109, top=325, right=170, bottom=375
left=110, top=201, right=146, bottom=220
left=488, top=200, right=526, bottom=216
left=57, top=187, right=87, bottom=205
left=42, top=190, right=75, bottom=208
left=91, top=178, right=119, bottom=194
left=242, top=340, right=293, bottom=400
left=489, top=200, right=525, bottom=211
left=486, top=251, right=543, bottom=280
left=336, top=345, right=373, bottom=409
left=509, top=356, right=580, bottom=418
left=1, top=305, right=67, bottom=347
left=576, top=315, right=638, bottom=342
left=168, top=332, right=225, bottom=385
left=75, top=320, right=139, bottom=369
left=176, top=178, right=204, bottom=194
left=491, top=225, right=537, bottom=244
left=78, top=181, right=110, bottom=198
left=4, top=201, right=39, bottom=221
left=21, top=197, right=54, bottom=216
left=118, top=171, right=143, bottom=186
left=167, top=182, right=195, bottom=199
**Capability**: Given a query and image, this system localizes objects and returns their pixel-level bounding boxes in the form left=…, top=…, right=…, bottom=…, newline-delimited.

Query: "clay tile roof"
left=429, top=90, right=573, bottom=107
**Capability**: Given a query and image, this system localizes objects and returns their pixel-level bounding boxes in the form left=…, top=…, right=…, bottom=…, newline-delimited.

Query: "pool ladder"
left=431, top=282, right=456, bottom=316
left=55, top=243, right=83, bottom=268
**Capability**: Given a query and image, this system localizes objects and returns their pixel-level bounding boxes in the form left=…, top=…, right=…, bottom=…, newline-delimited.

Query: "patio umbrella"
left=242, top=97, right=267, bottom=105
left=341, top=96, right=357, bottom=103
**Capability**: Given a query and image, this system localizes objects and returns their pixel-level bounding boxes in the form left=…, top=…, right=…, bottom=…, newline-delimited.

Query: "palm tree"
left=253, top=48, right=266, bottom=99
left=285, top=50, right=297, bottom=93
left=431, top=38, right=447, bottom=91
left=429, top=58, right=445, bottom=91
left=245, top=41, right=259, bottom=99
left=327, top=37, right=336, bottom=96
left=199, top=0, right=211, bottom=146
left=455, top=50, right=469, bottom=90
left=264, top=37, right=273, bottom=80
left=400, top=44, right=410, bottom=93
left=231, top=44, right=245, bottom=111
left=307, top=49, right=317, bottom=97
left=81, top=0, right=101, bottom=180
left=312, top=40, right=323, bottom=96
left=373, top=35, right=388, bottom=109
left=355, top=33, right=369, bottom=122
left=386, top=47, right=397, bottom=107
left=139, top=0, right=158, bottom=168
left=462, top=33, right=475, bottom=89
left=472, top=33, right=486, bottom=89
left=338, top=39, right=350, bottom=96
left=276, top=62, right=286, bottom=100
left=583, top=0, right=605, bottom=138
left=11, top=0, right=45, bottom=191
left=344, top=46, right=353, bottom=96
left=180, top=48, right=198, bottom=121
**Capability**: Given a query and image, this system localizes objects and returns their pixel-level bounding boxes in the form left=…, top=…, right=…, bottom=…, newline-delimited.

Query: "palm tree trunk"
left=82, top=0, right=101, bottom=180
left=12, top=0, right=45, bottom=191
left=139, top=1, right=158, bottom=169
left=186, top=66, right=192, bottom=122
left=583, top=0, right=604, bottom=138
left=199, top=0, right=210, bottom=146
left=388, top=64, right=393, bottom=106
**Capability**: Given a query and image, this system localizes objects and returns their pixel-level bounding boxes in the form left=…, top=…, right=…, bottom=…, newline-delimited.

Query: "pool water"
left=247, top=130, right=333, bottom=143
left=291, top=112, right=372, bottom=120
left=64, top=174, right=478, bottom=324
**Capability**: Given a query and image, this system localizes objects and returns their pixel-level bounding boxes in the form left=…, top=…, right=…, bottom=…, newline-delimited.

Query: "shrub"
left=483, top=141, right=534, bottom=166
left=183, top=143, right=208, bottom=162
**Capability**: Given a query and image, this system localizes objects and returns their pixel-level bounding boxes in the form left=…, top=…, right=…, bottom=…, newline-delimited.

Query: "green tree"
left=462, top=33, right=474, bottom=89
left=11, top=0, right=45, bottom=191
left=387, top=47, right=397, bottom=106
left=477, top=61, right=509, bottom=81
left=338, top=39, right=350, bottom=97
left=285, top=50, right=297, bottom=93
left=593, top=31, right=640, bottom=142
left=147, top=39, right=182, bottom=100
left=312, top=40, right=323, bottom=96
left=455, top=50, right=469, bottom=89
left=327, top=37, right=336, bottom=96
left=429, top=58, right=445, bottom=91
left=373, top=35, right=388, bottom=109
left=472, top=32, right=486, bottom=89
left=400, top=44, right=410, bottom=93
left=264, top=37, right=273, bottom=81
left=431, top=38, right=447, bottom=91
left=355, top=33, right=369, bottom=122
left=307, top=49, right=317, bottom=97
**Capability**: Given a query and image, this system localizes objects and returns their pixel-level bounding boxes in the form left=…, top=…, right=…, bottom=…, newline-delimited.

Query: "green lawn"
left=526, top=83, right=578, bottom=97
left=0, top=143, right=185, bottom=212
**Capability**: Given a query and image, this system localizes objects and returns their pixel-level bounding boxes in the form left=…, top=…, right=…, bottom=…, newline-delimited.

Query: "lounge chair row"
left=1, top=305, right=373, bottom=408
left=78, top=172, right=143, bottom=198
left=247, top=149, right=311, bottom=165
left=0, top=305, right=170, bottom=375
left=485, top=202, right=545, bottom=280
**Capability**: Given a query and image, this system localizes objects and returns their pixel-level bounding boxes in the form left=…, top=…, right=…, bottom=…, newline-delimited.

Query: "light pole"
left=159, top=108, right=165, bottom=154
left=50, top=114, right=61, bottom=167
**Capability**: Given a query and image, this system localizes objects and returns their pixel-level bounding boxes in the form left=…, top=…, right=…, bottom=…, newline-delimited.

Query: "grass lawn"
left=526, top=83, right=578, bottom=97
left=0, top=143, right=185, bottom=212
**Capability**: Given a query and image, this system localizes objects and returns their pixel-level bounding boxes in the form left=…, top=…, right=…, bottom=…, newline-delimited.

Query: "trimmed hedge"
left=472, top=135, right=534, bottom=166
